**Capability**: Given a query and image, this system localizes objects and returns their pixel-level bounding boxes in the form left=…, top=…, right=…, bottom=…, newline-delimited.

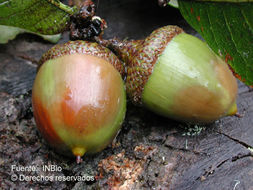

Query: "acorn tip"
left=72, top=147, right=86, bottom=164
left=227, top=102, right=237, bottom=116
left=76, top=155, right=83, bottom=164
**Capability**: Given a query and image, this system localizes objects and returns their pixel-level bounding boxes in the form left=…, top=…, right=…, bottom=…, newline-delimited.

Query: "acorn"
left=100, top=25, right=238, bottom=123
left=32, top=41, right=126, bottom=162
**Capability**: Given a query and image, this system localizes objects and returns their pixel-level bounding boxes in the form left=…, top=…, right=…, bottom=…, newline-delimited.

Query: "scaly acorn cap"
left=100, top=25, right=238, bottom=123
left=39, top=40, right=125, bottom=76
left=33, top=41, right=126, bottom=161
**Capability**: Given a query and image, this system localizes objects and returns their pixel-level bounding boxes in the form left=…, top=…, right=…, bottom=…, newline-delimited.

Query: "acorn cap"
left=141, top=32, right=238, bottom=123
left=39, top=40, right=125, bottom=76
left=126, top=26, right=184, bottom=102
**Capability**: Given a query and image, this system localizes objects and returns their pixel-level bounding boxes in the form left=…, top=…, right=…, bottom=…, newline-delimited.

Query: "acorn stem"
left=95, top=37, right=144, bottom=64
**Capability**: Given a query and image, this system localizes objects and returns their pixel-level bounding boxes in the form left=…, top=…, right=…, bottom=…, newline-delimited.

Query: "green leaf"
left=0, top=0, right=77, bottom=35
left=178, top=0, right=253, bottom=85
left=190, top=0, right=252, bottom=2
left=0, top=25, right=61, bottom=44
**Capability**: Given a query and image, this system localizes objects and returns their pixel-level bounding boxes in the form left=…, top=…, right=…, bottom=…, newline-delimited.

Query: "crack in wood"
left=231, top=152, right=253, bottom=161
left=17, top=54, right=39, bottom=66
left=216, top=152, right=253, bottom=169
left=216, top=130, right=253, bottom=150
left=194, top=131, right=253, bottom=181
left=164, top=144, right=209, bottom=156
left=196, top=152, right=253, bottom=181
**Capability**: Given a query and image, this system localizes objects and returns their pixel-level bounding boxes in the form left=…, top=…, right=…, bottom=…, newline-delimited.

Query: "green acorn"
left=32, top=41, right=126, bottom=162
left=100, top=25, right=238, bottom=123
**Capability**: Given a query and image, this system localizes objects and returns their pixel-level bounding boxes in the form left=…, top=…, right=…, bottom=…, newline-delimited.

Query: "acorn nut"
left=32, top=41, right=126, bottom=162
left=104, top=25, right=238, bottom=123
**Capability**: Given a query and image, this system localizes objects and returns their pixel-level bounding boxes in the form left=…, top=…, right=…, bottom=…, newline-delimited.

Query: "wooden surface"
left=0, top=1, right=252, bottom=189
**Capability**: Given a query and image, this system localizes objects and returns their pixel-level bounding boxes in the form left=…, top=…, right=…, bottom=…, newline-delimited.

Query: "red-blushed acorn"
left=32, top=41, right=126, bottom=163
left=100, top=25, right=238, bottom=123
